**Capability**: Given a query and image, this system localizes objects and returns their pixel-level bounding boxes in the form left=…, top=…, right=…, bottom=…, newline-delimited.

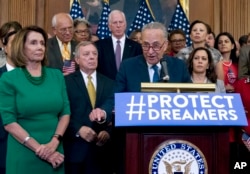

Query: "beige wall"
left=0, top=0, right=249, bottom=40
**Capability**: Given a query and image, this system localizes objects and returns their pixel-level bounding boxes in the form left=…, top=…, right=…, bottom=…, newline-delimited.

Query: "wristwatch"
left=53, top=134, right=63, bottom=141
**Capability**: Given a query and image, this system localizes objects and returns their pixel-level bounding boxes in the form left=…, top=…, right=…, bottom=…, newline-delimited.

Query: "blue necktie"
left=152, top=65, right=160, bottom=82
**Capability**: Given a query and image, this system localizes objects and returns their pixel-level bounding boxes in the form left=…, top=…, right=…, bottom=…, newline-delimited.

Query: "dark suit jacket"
left=115, top=55, right=191, bottom=92
left=95, top=37, right=142, bottom=80
left=239, top=45, right=250, bottom=78
left=47, top=36, right=78, bottom=71
left=0, top=65, right=7, bottom=170
left=63, top=70, right=114, bottom=163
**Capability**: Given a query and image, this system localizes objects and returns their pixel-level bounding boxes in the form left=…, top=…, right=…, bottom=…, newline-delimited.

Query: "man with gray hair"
left=115, top=21, right=191, bottom=92
left=95, top=9, right=142, bottom=80
left=114, top=22, right=191, bottom=174
left=47, top=13, right=78, bottom=75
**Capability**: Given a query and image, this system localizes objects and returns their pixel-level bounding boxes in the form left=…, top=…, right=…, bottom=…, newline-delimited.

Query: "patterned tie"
left=62, top=43, right=70, bottom=60
left=152, top=65, right=160, bottom=82
left=115, top=40, right=121, bottom=70
left=87, top=76, right=96, bottom=108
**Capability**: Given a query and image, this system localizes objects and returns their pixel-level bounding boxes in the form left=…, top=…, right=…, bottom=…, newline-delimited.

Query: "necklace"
left=22, top=67, right=46, bottom=85
left=222, top=60, right=232, bottom=67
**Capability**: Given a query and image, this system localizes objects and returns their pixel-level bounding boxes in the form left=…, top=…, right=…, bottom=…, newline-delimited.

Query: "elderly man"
left=63, top=41, right=114, bottom=174
left=95, top=10, right=142, bottom=80
left=113, top=22, right=191, bottom=174
left=47, top=13, right=78, bottom=75
left=115, top=22, right=191, bottom=92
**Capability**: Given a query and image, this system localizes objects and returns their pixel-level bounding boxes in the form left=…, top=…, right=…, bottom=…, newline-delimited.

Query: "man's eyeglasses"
left=58, top=27, right=73, bottom=34
left=141, top=42, right=165, bottom=51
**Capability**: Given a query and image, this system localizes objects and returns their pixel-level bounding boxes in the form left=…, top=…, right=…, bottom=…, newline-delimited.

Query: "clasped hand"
left=36, top=138, right=63, bottom=168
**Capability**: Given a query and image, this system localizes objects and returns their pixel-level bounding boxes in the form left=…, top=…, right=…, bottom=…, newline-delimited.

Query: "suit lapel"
left=123, top=38, right=131, bottom=59
left=95, top=73, right=104, bottom=106
left=138, top=56, right=150, bottom=82
left=108, top=38, right=116, bottom=66
left=52, top=37, right=64, bottom=65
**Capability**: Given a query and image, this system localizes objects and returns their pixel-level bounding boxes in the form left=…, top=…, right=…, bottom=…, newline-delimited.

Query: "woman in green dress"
left=0, top=26, right=70, bottom=174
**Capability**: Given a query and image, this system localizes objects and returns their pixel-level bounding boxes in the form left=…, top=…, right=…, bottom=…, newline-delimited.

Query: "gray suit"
left=47, top=36, right=78, bottom=71
left=239, top=45, right=250, bottom=78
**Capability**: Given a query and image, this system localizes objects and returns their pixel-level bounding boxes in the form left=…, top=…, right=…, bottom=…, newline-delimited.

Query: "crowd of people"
left=0, top=8, right=249, bottom=174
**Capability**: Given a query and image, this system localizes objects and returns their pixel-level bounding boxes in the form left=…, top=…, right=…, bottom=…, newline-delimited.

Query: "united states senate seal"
left=149, top=139, right=208, bottom=174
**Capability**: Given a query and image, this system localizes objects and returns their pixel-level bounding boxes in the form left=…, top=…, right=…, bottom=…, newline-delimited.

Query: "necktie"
left=115, top=40, right=121, bottom=70
left=152, top=65, right=160, bottom=82
left=87, top=76, right=96, bottom=108
left=62, top=43, right=70, bottom=60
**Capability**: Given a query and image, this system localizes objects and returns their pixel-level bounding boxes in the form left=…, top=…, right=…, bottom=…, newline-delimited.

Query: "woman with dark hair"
left=73, top=18, right=99, bottom=43
left=0, top=21, right=22, bottom=67
left=176, top=20, right=222, bottom=65
left=187, top=47, right=225, bottom=93
left=0, top=26, right=70, bottom=174
left=214, top=32, right=238, bottom=93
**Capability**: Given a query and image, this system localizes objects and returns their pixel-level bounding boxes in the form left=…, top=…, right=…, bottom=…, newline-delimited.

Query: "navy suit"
left=63, top=70, right=114, bottom=174
left=95, top=37, right=142, bottom=80
left=0, top=65, right=8, bottom=174
left=115, top=55, right=191, bottom=92
left=113, top=55, right=191, bottom=174
left=47, top=37, right=78, bottom=71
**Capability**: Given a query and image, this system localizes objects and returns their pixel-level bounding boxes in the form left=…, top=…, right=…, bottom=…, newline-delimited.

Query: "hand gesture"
left=89, top=108, right=106, bottom=123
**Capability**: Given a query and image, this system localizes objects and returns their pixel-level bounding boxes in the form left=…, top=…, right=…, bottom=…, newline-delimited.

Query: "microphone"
left=160, top=59, right=170, bottom=82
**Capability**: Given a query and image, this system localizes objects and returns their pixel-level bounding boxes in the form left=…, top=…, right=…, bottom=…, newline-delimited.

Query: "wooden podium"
left=125, top=126, right=229, bottom=174
left=114, top=83, right=247, bottom=174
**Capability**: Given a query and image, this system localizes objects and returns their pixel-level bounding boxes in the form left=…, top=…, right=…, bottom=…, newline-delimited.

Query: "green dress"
left=0, top=67, right=70, bottom=174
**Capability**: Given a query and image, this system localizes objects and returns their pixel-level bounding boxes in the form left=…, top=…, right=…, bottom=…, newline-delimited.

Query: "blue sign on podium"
left=115, top=93, right=248, bottom=127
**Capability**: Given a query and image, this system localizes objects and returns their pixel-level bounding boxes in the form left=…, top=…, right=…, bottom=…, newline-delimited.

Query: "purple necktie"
left=115, top=40, right=121, bottom=70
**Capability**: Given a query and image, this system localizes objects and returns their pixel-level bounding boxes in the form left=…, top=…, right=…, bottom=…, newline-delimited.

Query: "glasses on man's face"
left=141, top=42, right=165, bottom=51
left=58, top=27, right=73, bottom=34
left=170, top=39, right=185, bottom=44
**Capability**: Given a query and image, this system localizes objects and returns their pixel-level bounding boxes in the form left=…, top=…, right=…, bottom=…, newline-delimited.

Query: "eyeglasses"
left=57, top=27, right=73, bottom=34
left=75, top=29, right=89, bottom=34
left=141, top=42, right=165, bottom=51
left=170, top=39, right=185, bottom=44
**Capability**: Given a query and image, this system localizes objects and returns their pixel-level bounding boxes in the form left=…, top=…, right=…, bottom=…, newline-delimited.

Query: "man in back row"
left=95, top=10, right=142, bottom=80
left=47, top=13, right=78, bottom=75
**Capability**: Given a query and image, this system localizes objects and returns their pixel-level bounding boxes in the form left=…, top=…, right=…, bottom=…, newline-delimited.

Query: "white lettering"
left=148, top=109, right=159, bottom=120
left=148, top=95, right=158, bottom=107
left=211, top=95, right=224, bottom=108
left=208, top=109, right=217, bottom=120
left=160, top=95, right=172, bottom=108
left=173, top=95, right=188, bottom=108
left=172, top=109, right=181, bottom=120
left=200, top=95, right=211, bottom=108
left=161, top=109, right=172, bottom=120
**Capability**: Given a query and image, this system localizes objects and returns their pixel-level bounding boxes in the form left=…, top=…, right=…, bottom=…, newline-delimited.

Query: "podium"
left=115, top=83, right=247, bottom=174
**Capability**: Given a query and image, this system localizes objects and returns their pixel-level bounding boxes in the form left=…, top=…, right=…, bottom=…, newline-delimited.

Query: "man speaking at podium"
left=115, top=22, right=191, bottom=92
left=114, top=22, right=191, bottom=174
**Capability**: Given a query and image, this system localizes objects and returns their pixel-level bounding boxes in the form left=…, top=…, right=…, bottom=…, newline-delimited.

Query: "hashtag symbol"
left=126, top=95, right=146, bottom=120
